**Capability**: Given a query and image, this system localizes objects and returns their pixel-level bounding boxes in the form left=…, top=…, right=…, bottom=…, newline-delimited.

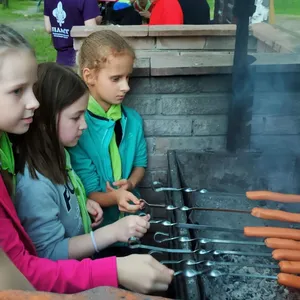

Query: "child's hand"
left=112, top=214, right=150, bottom=242
left=113, top=179, right=134, bottom=191
left=106, top=182, right=143, bottom=212
left=87, top=199, right=103, bottom=228
left=117, top=254, right=174, bottom=293
left=139, top=10, right=151, bottom=18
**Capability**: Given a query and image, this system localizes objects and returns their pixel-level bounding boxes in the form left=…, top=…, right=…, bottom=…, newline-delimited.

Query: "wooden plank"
left=251, top=23, right=300, bottom=53
left=148, top=24, right=237, bottom=36
left=71, top=25, right=149, bottom=38
left=150, top=55, right=232, bottom=76
left=150, top=53, right=300, bottom=76
left=156, top=36, right=206, bottom=50
left=205, top=36, right=257, bottom=51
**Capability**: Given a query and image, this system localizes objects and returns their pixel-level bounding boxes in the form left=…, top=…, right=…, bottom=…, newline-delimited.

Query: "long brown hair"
left=0, top=24, right=34, bottom=195
left=16, top=62, right=88, bottom=184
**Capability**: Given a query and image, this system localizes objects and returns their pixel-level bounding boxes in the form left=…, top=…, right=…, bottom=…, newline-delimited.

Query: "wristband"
left=90, top=231, right=99, bottom=253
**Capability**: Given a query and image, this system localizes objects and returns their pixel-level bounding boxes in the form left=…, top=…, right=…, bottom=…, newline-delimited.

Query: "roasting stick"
left=175, top=268, right=300, bottom=289
left=143, top=200, right=300, bottom=223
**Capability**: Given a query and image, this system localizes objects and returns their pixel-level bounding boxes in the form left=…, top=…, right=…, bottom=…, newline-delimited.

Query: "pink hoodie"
left=0, top=177, right=118, bottom=293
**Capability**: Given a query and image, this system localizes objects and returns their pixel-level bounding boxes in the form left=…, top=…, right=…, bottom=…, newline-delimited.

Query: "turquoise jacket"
left=68, top=105, right=147, bottom=228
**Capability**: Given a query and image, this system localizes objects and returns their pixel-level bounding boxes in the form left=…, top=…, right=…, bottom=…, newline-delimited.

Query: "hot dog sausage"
left=265, top=238, right=300, bottom=251
left=246, top=191, right=300, bottom=203
left=273, top=249, right=300, bottom=261
left=251, top=208, right=300, bottom=223
left=244, top=227, right=300, bottom=240
left=279, top=261, right=300, bottom=274
left=278, top=273, right=300, bottom=289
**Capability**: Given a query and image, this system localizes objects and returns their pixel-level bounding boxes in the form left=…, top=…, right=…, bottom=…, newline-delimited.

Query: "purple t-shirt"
left=44, top=0, right=99, bottom=66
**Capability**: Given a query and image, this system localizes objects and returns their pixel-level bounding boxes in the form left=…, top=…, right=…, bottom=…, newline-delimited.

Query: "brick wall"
left=124, top=71, right=300, bottom=206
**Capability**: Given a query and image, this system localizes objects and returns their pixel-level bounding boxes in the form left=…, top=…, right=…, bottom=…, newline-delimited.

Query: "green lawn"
left=275, top=0, right=300, bottom=15
left=206, top=0, right=300, bottom=16
left=1, top=0, right=56, bottom=62
left=24, top=29, right=56, bottom=63
left=0, top=0, right=42, bottom=22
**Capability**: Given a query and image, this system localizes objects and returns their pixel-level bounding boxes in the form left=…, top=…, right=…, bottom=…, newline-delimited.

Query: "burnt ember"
left=160, top=150, right=300, bottom=300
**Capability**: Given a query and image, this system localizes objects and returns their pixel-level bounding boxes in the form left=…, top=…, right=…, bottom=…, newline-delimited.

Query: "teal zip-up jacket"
left=68, top=105, right=147, bottom=228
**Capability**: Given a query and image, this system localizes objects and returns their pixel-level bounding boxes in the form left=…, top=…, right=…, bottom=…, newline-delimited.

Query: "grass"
left=206, top=0, right=300, bottom=16
left=1, top=0, right=56, bottom=63
left=275, top=0, right=300, bottom=15
left=24, top=29, right=56, bottom=63
left=0, top=0, right=42, bottom=22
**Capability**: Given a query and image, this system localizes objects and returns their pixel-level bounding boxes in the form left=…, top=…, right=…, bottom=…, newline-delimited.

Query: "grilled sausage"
left=265, top=238, right=300, bottom=251
left=244, top=227, right=300, bottom=240
left=251, top=208, right=300, bottom=223
left=279, top=261, right=300, bottom=274
left=278, top=273, right=300, bottom=289
left=273, top=249, right=300, bottom=261
left=246, top=191, right=300, bottom=203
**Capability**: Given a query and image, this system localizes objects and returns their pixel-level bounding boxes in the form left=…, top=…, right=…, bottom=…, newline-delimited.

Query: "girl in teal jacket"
left=69, top=30, right=147, bottom=231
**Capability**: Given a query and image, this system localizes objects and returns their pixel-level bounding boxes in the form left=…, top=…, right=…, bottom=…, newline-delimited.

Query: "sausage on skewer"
left=247, top=191, right=300, bottom=203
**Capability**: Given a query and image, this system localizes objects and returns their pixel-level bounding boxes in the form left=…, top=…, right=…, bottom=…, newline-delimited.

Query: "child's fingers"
left=106, top=181, right=114, bottom=192
left=94, top=214, right=102, bottom=222
left=127, top=193, right=140, bottom=205
left=136, top=225, right=148, bottom=234
left=120, top=203, right=140, bottom=212
left=88, top=206, right=97, bottom=216
left=113, top=179, right=127, bottom=186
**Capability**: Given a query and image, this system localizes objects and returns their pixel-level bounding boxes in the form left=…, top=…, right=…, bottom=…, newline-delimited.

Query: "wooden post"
left=269, top=0, right=275, bottom=24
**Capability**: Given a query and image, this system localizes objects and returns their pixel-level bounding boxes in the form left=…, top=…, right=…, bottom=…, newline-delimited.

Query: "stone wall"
left=124, top=75, right=230, bottom=189
left=125, top=70, right=300, bottom=207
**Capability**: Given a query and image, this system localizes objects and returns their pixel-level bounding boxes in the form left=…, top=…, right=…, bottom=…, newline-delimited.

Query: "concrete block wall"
left=123, top=75, right=231, bottom=192
left=251, top=72, right=300, bottom=153
left=124, top=71, right=300, bottom=206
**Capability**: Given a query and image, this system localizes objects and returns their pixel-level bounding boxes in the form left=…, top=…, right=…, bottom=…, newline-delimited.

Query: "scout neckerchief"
left=65, top=149, right=91, bottom=233
left=0, top=133, right=16, bottom=194
left=136, top=0, right=151, bottom=11
left=87, top=96, right=124, bottom=218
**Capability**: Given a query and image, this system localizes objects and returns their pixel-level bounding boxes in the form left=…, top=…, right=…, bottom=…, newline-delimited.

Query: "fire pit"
left=142, top=150, right=300, bottom=300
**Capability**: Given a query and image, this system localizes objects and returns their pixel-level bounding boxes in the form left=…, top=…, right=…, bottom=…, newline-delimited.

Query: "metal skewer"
left=175, top=269, right=277, bottom=280
left=141, top=200, right=250, bottom=214
left=208, top=269, right=277, bottom=280
left=160, top=259, right=279, bottom=269
left=152, top=181, right=208, bottom=193
left=153, top=232, right=265, bottom=246
left=160, top=259, right=278, bottom=270
left=128, top=237, right=271, bottom=256
left=149, top=219, right=243, bottom=234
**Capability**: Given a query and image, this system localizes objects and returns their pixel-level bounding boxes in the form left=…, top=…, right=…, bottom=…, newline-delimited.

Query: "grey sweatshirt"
left=15, top=166, right=84, bottom=261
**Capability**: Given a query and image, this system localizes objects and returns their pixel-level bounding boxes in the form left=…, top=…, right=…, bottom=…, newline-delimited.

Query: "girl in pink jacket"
left=0, top=24, right=173, bottom=294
